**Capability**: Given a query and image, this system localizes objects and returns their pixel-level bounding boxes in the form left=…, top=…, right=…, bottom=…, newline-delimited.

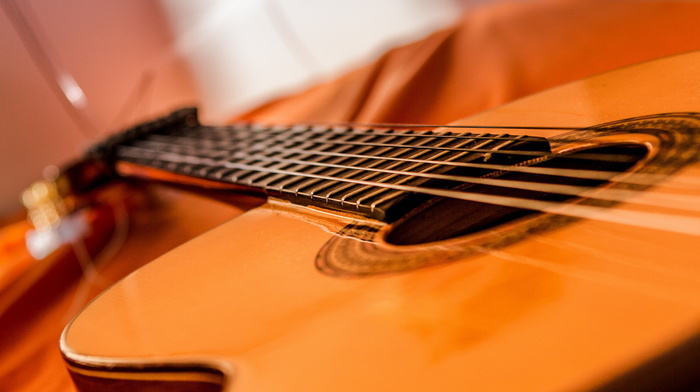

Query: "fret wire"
left=180, top=123, right=552, bottom=146
left=294, top=133, right=434, bottom=200
left=355, top=134, right=508, bottom=207
left=146, top=132, right=640, bottom=163
left=282, top=137, right=389, bottom=195
left=130, top=138, right=695, bottom=189
left=323, top=128, right=546, bottom=142
left=116, top=146, right=700, bottom=236
left=118, top=146, right=700, bottom=213
left=288, top=122, right=584, bottom=131
left=329, top=128, right=553, bottom=144
left=263, top=149, right=698, bottom=211
left=281, top=135, right=549, bottom=157
left=286, top=137, right=639, bottom=161
left=318, top=135, right=429, bottom=202
left=227, top=121, right=585, bottom=132
left=213, top=123, right=549, bottom=143
left=367, top=135, right=526, bottom=210
left=347, top=131, right=476, bottom=207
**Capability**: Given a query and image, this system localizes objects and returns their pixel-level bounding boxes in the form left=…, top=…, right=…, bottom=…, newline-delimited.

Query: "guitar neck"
left=90, top=108, right=551, bottom=222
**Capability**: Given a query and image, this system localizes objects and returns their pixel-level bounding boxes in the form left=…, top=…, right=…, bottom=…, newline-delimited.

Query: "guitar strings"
left=228, top=120, right=597, bottom=132
left=137, top=135, right=700, bottom=190
left=220, top=123, right=551, bottom=142
left=117, top=146, right=700, bottom=237
left=242, top=146, right=696, bottom=187
left=123, top=143, right=700, bottom=212
left=167, top=130, right=554, bottom=159
left=150, top=135, right=644, bottom=178
left=201, top=126, right=634, bottom=163
left=165, top=125, right=683, bottom=167
left=226, top=152, right=700, bottom=212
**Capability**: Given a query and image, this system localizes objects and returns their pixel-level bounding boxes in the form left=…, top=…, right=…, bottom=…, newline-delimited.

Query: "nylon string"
left=117, top=146, right=700, bottom=237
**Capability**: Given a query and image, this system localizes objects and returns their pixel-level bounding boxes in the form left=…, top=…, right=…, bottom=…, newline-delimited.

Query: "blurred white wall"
left=160, top=0, right=465, bottom=121
left=0, top=0, right=468, bottom=218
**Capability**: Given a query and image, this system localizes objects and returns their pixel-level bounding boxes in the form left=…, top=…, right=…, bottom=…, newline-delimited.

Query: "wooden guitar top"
left=61, top=52, right=700, bottom=391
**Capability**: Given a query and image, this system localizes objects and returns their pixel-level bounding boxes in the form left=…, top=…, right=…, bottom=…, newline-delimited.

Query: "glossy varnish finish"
left=62, top=52, right=700, bottom=391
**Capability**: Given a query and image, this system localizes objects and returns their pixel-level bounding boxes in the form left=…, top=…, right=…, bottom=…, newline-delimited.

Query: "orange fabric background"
left=239, top=0, right=700, bottom=125
left=2, top=0, right=700, bottom=390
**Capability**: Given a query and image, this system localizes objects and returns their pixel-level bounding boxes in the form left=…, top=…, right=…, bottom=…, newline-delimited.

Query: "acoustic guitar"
left=56, top=52, right=700, bottom=391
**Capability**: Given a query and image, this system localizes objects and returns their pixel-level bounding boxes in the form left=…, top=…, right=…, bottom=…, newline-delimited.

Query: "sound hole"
left=385, top=144, right=649, bottom=245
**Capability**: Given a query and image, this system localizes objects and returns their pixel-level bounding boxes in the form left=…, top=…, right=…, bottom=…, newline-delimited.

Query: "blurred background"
left=0, top=0, right=487, bottom=219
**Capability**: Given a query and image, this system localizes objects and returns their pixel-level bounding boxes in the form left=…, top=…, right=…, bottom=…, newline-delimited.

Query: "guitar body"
left=61, top=52, right=700, bottom=391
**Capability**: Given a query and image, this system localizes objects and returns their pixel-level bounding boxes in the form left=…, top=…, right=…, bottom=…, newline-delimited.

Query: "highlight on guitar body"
left=23, top=53, right=700, bottom=391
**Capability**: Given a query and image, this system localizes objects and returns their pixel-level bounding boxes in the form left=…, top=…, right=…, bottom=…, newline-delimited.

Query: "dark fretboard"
left=92, top=108, right=551, bottom=222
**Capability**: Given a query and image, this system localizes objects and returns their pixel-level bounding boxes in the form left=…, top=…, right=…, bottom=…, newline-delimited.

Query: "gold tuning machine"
left=20, top=160, right=112, bottom=259
left=21, top=168, right=71, bottom=232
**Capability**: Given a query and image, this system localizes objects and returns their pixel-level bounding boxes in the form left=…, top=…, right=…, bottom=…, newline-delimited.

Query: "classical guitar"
left=55, top=52, right=700, bottom=391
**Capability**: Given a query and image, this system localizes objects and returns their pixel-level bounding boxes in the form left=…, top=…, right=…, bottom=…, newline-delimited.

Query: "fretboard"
left=92, top=108, right=551, bottom=222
